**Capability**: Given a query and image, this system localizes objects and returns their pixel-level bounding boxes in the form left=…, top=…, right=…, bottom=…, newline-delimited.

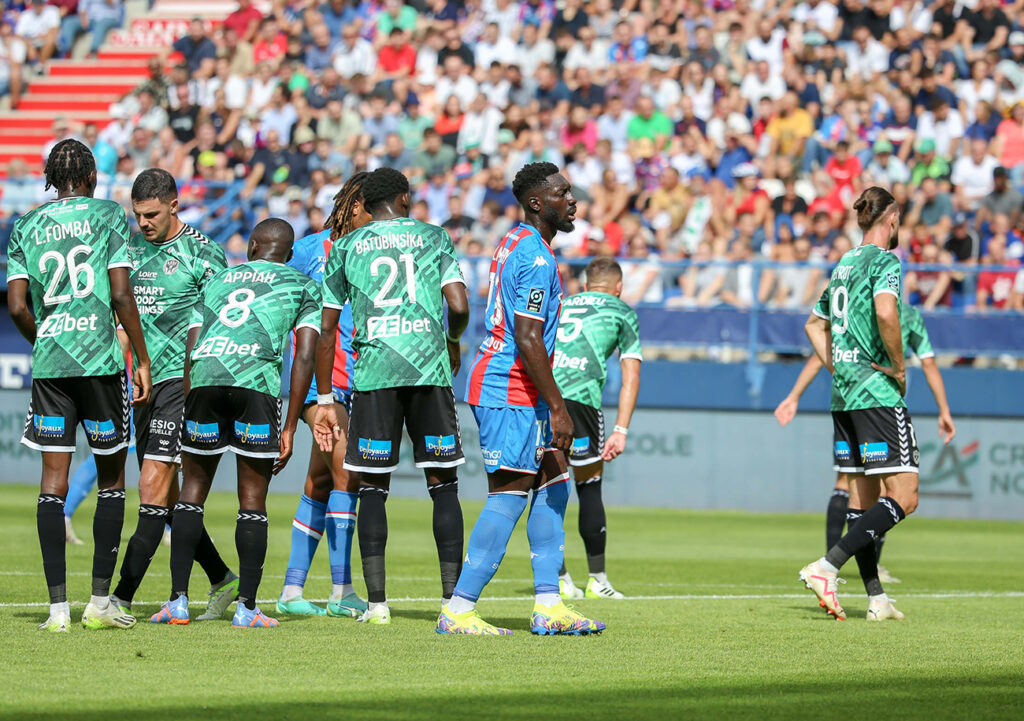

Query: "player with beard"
left=800, top=187, right=921, bottom=622
left=438, top=162, right=605, bottom=636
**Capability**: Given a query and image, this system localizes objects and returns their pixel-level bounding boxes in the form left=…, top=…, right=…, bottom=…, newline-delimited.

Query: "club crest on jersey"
left=571, top=437, right=590, bottom=456
left=860, top=442, right=889, bottom=463
left=33, top=415, right=65, bottom=437
left=425, top=434, right=456, bottom=456
left=358, top=438, right=392, bottom=460
left=83, top=419, right=117, bottom=443
left=163, top=258, right=179, bottom=275
left=234, top=421, right=270, bottom=445
left=834, top=441, right=852, bottom=461
left=186, top=421, right=219, bottom=443
left=527, top=288, right=545, bottom=313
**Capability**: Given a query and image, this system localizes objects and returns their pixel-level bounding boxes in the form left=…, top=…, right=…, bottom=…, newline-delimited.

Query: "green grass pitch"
left=0, top=483, right=1022, bottom=720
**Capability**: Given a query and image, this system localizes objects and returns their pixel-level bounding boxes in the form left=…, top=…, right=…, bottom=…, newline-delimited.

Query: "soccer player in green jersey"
left=552, top=257, right=642, bottom=601
left=150, top=219, right=321, bottom=629
left=107, top=169, right=239, bottom=619
left=6, top=139, right=152, bottom=632
left=799, top=187, right=925, bottom=622
left=313, top=167, right=471, bottom=625
left=777, top=302, right=955, bottom=600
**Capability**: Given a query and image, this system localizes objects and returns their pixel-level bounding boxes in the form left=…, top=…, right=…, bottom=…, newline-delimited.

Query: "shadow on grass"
left=3, top=675, right=1024, bottom=721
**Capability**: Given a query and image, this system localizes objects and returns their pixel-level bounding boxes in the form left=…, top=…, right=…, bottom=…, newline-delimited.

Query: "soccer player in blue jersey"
left=437, top=162, right=606, bottom=636
left=276, top=174, right=371, bottom=618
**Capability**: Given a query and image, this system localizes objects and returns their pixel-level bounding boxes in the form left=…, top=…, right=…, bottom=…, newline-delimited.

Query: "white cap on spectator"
left=726, top=114, right=752, bottom=135
left=1009, top=31, right=1024, bottom=46
left=731, top=162, right=760, bottom=179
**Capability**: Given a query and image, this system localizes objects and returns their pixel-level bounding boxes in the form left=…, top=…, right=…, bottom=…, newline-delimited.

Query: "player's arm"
left=7, top=279, right=35, bottom=344
left=278, top=326, right=318, bottom=475
left=774, top=353, right=824, bottom=427
left=183, top=325, right=200, bottom=397
left=313, top=250, right=347, bottom=452
left=514, top=316, right=572, bottom=452
left=921, top=356, right=955, bottom=444
left=804, top=313, right=833, bottom=375
left=872, top=293, right=906, bottom=396
left=110, top=266, right=152, bottom=406
left=442, top=282, right=470, bottom=377
left=603, top=358, right=640, bottom=461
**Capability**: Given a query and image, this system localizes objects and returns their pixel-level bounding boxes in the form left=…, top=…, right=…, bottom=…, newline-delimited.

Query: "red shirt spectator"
left=378, top=42, right=416, bottom=76
left=824, top=142, right=863, bottom=196
left=254, top=32, right=287, bottom=65
left=224, top=0, right=263, bottom=42
left=976, top=237, right=1019, bottom=309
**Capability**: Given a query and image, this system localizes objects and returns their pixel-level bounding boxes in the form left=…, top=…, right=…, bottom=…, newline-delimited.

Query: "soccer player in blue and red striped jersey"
left=276, top=174, right=370, bottom=619
left=437, top=162, right=605, bottom=636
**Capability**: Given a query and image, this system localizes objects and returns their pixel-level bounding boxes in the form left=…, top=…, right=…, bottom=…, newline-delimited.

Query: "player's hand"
left=446, top=338, right=462, bottom=378
left=274, top=427, right=294, bottom=475
left=601, top=431, right=626, bottom=461
left=549, top=404, right=573, bottom=453
left=938, top=410, right=956, bottom=445
left=132, top=363, right=152, bottom=407
left=312, top=404, right=340, bottom=453
left=871, top=363, right=906, bottom=396
left=774, top=396, right=799, bottom=426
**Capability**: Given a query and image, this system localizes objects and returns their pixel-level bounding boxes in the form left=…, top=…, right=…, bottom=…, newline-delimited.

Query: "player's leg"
left=573, top=461, right=623, bottom=600
left=152, top=387, right=226, bottom=625
left=559, top=399, right=605, bottom=599
left=844, top=473, right=891, bottom=611
left=278, top=404, right=331, bottom=616
left=77, top=373, right=135, bottom=630
left=324, top=396, right=366, bottom=618
left=344, top=389, right=403, bottom=625
left=231, top=452, right=277, bottom=628
left=63, top=455, right=97, bottom=544
left=528, top=449, right=605, bottom=636
left=406, top=386, right=465, bottom=607
left=826, top=474, right=850, bottom=551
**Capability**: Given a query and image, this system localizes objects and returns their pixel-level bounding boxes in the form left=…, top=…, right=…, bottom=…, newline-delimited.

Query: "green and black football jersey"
left=5, top=196, right=132, bottom=379
left=901, top=304, right=934, bottom=360
left=814, top=244, right=905, bottom=411
left=128, top=224, right=227, bottom=385
left=553, top=291, right=643, bottom=409
left=321, top=218, right=465, bottom=391
left=188, top=259, right=321, bottom=397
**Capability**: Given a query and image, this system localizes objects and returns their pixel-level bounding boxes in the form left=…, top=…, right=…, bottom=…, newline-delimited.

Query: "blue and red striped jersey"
left=466, top=223, right=562, bottom=408
left=289, top=228, right=354, bottom=391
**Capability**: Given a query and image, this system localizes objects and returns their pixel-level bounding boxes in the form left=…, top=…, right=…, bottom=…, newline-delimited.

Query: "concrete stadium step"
left=48, top=60, right=151, bottom=77
left=18, top=95, right=119, bottom=112
left=98, top=46, right=160, bottom=61
left=27, top=76, right=140, bottom=96
left=0, top=111, right=113, bottom=131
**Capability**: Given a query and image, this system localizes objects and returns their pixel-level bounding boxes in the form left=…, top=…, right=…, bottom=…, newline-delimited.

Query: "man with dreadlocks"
left=276, top=172, right=372, bottom=619
left=6, top=139, right=152, bottom=632
left=313, top=167, right=470, bottom=625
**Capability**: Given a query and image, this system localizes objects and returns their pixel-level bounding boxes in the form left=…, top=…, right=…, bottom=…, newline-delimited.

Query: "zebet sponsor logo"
left=832, top=345, right=861, bottom=364
left=553, top=350, right=589, bottom=371
left=367, top=315, right=432, bottom=340
left=192, top=336, right=261, bottom=359
left=358, top=438, right=392, bottom=460
left=84, top=419, right=117, bottom=443
left=425, top=434, right=456, bottom=457
left=234, top=421, right=270, bottom=445
left=37, top=313, right=100, bottom=338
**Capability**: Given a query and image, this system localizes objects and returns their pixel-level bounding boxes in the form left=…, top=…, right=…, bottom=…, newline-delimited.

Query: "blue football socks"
left=283, top=494, right=326, bottom=592
left=527, top=476, right=570, bottom=604
left=451, top=491, right=529, bottom=608
left=327, top=490, right=358, bottom=597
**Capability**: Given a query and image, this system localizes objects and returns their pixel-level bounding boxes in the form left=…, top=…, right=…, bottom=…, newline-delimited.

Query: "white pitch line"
left=1, top=590, right=1022, bottom=609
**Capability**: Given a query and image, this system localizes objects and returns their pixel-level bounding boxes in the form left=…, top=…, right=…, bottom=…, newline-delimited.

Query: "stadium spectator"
left=976, top=235, right=1020, bottom=311
left=15, top=0, right=59, bottom=70
left=58, top=0, right=122, bottom=58
left=223, top=0, right=262, bottom=43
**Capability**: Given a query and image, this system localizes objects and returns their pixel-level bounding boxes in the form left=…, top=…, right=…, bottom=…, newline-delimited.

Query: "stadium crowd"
left=4, top=0, right=1024, bottom=311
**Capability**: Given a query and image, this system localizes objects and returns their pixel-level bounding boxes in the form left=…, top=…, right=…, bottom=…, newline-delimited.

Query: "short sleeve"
left=196, top=241, right=227, bottom=290
left=321, top=242, right=348, bottom=309
left=107, top=206, right=132, bottom=270
left=871, top=252, right=901, bottom=299
left=296, top=279, right=323, bottom=332
left=512, top=247, right=557, bottom=322
left=5, top=224, right=27, bottom=282
left=618, top=307, right=643, bottom=361
left=904, top=307, right=934, bottom=359
left=439, top=228, right=465, bottom=288
left=188, top=300, right=204, bottom=330
left=813, top=287, right=830, bottom=319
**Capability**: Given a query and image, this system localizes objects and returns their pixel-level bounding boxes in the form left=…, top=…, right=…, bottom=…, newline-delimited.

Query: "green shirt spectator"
left=378, top=2, right=418, bottom=35
left=910, top=139, right=951, bottom=186
left=626, top=96, right=674, bottom=149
